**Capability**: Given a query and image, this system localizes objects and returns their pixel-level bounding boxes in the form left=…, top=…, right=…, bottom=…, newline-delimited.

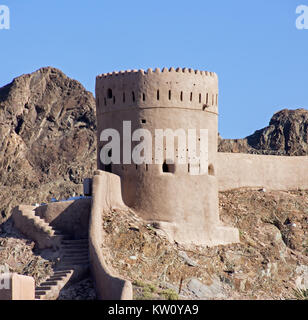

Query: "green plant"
left=138, top=290, right=154, bottom=300
left=293, top=288, right=308, bottom=300
left=133, top=280, right=146, bottom=287
left=161, top=289, right=179, bottom=300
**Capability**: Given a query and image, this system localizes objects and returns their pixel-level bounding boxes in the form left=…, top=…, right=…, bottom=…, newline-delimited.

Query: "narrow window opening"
left=104, top=149, right=112, bottom=173
left=162, top=160, right=175, bottom=173
left=157, top=90, right=160, bottom=100
left=145, top=164, right=148, bottom=171
left=104, top=98, right=107, bottom=106
left=168, top=90, right=171, bottom=100
left=180, top=91, right=183, bottom=101
left=199, top=93, right=202, bottom=103
left=143, top=93, right=145, bottom=101
left=188, top=163, right=190, bottom=173
left=206, top=93, right=209, bottom=104
left=123, top=92, right=125, bottom=103
left=190, top=92, right=193, bottom=101
left=107, top=88, right=113, bottom=99
left=208, top=164, right=215, bottom=176
left=132, top=91, right=135, bottom=102
left=136, top=164, right=138, bottom=170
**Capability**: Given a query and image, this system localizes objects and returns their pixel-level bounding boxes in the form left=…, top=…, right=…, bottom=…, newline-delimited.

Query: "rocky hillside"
left=219, top=108, right=308, bottom=156
left=0, top=67, right=96, bottom=222
left=103, top=189, right=308, bottom=300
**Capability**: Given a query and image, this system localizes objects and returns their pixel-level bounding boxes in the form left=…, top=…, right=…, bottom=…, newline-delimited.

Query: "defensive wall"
left=217, top=152, right=308, bottom=191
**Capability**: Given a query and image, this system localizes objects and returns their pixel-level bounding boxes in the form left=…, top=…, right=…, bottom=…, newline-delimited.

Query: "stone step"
left=62, top=252, right=88, bottom=257
left=40, top=281, right=60, bottom=287
left=61, top=261, right=89, bottom=266
left=55, top=266, right=78, bottom=271
left=35, top=290, right=47, bottom=296
left=48, top=276, right=65, bottom=281
left=52, top=271, right=72, bottom=276
left=61, top=244, right=89, bottom=250
left=53, top=269, right=73, bottom=274
left=62, top=254, right=88, bottom=258
left=63, top=254, right=89, bottom=259
left=59, top=262, right=89, bottom=267
left=61, top=239, right=88, bottom=244
left=62, top=248, right=88, bottom=253
left=60, top=261, right=89, bottom=265
left=61, top=255, right=89, bottom=260
left=36, top=286, right=53, bottom=291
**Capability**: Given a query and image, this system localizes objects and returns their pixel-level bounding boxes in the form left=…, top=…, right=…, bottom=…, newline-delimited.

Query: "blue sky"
left=0, top=0, right=308, bottom=138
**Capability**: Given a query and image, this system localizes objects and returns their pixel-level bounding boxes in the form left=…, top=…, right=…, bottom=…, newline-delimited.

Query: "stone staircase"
left=35, top=239, right=89, bottom=300
left=12, top=205, right=89, bottom=300
left=12, top=206, right=64, bottom=250
left=35, top=269, right=74, bottom=300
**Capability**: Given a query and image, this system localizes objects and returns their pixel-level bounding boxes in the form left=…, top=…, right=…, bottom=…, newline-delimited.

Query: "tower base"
left=151, top=221, right=239, bottom=248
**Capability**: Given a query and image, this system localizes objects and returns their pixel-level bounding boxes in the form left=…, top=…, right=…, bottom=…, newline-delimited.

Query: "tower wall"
left=95, top=68, right=239, bottom=246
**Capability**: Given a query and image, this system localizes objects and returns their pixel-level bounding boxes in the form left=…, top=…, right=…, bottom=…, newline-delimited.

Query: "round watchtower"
left=95, top=67, right=239, bottom=246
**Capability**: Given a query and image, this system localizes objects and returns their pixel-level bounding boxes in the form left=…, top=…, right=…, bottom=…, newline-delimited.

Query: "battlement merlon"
left=96, top=67, right=218, bottom=79
left=95, top=67, right=219, bottom=114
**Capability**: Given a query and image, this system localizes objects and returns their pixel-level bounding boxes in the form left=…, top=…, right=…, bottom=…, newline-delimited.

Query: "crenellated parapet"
left=95, top=67, right=218, bottom=114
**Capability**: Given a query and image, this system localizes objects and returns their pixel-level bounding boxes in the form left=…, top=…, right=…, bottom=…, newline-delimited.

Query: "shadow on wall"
left=35, top=199, right=91, bottom=239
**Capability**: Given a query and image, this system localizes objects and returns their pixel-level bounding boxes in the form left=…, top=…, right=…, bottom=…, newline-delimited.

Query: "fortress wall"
left=0, top=273, right=35, bottom=300
left=89, top=170, right=132, bottom=300
left=217, top=153, right=308, bottom=191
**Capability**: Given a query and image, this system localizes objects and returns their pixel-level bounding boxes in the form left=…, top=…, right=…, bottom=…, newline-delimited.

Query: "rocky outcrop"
left=0, top=67, right=96, bottom=221
left=219, top=108, right=308, bottom=156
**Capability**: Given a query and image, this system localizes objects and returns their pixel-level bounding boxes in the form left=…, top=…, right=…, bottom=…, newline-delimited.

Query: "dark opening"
left=132, top=91, right=135, bottom=102
left=104, top=149, right=112, bottom=173
left=123, top=92, right=126, bottom=103
left=143, top=93, right=145, bottom=101
left=162, top=160, right=175, bottom=173
left=180, top=91, right=183, bottom=101
left=206, top=93, right=209, bottom=104
left=190, top=92, right=193, bottom=101
left=141, top=119, right=146, bottom=124
left=199, top=93, right=202, bottom=103
left=208, top=164, right=215, bottom=176
left=113, top=96, right=116, bottom=104
left=168, top=90, right=171, bottom=100
left=157, top=90, right=160, bottom=100
left=107, top=88, right=113, bottom=99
